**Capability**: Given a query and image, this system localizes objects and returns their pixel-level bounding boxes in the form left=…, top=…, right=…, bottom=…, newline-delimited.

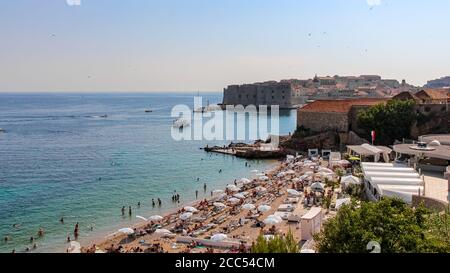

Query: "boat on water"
left=173, top=118, right=191, bottom=129
left=0, top=128, right=5, bottom=133
left=193, top=100, right=221, bottom=113
left=100, top=115, right=108, bottom=118
left=144, top=109, right=153, bottom=113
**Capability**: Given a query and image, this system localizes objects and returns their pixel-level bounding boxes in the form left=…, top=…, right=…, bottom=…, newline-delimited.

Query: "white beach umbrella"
left=154, top=229, right=173, bottom=237
left=183, top=206, right=199, bottom=213
left=118, top=228, right=134, bottom=235
left=341, top=175, right=361, bottom=185
left=242, top=203, right=256, bottom=210
left=67, top=241, right=81, bottom=253
left=136, top=215, right=148, bottom=221
left=311, top=182, right=325, bottom=192
left=277, top=172, right=286, bottom=178
left=287, top=189, right=301, bottom=197
left=180, top=212, right=193, bottom=221
left=148, top=215, right=163, bottom=222
left=263, top=216, right=282, bottom=225
left=264, top=235, right=275, bottom=241
left=227, top=197, right=240, bottom=204
left=238, top=178, right=252, bottom=185
left=210, top=233, right=228, bottom=242
left=226, top=184, right=240, bottom=192
left=304, top=171, right=314, bottom=176
left=214, top=193, right=227, bottom=201
left=258, top=175, right=269, bottom=181
left=233, top=193, right=246, bottom=199
left=213, top=202, right=226, bottom=208
left=258, top=204, right=272, bottom=212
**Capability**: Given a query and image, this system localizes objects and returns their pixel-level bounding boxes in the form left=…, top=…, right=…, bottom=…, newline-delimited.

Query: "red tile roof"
left=417, top=89, right=449, bottom=100
left=299, top=98, right=387, bottom=113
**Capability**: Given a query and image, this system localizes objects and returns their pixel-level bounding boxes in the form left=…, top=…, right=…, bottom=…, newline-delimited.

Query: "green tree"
left=251, top=229, right=299, bottom=253
left=314, top=198, right=435, bottom=253
left=423, top=208, right=450, bottom=252
left=357, top=99, right=417, bottom=145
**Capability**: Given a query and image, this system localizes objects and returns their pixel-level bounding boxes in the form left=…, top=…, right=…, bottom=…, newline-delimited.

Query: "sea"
left=0, top=92, right=297, bottom=253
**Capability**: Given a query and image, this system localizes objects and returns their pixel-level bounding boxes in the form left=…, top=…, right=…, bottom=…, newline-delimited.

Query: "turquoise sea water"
left=0, top=93, right=296, bottom=253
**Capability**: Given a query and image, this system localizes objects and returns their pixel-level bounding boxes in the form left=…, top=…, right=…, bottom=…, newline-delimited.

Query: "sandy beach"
left=76, top=155, right=340, bottom=254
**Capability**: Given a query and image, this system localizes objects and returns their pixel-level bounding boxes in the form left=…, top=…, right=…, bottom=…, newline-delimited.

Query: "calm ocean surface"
left=0, top=92, right=296, bottom=253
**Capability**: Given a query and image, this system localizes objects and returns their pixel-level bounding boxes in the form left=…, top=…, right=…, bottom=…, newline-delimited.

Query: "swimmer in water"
left=60, top=217, right=64, bottom=224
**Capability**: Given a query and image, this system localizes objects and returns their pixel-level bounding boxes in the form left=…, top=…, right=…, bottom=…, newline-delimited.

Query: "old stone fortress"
left=222, top=74, right=416, bottom=109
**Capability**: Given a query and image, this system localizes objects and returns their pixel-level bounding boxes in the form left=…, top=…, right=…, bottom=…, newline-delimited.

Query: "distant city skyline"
left=0, top=0, right=449, bottom=92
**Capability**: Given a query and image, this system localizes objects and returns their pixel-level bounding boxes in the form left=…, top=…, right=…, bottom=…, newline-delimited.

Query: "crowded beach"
left=77, top=154, right=351, bottom=254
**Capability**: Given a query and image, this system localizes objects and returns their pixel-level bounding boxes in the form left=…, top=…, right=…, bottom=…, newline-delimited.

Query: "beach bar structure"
left=347, top=144, right=392, bottom=163
left=361, top=162, right=424, bottom=204
left=300, top=207, right=323, bottom=241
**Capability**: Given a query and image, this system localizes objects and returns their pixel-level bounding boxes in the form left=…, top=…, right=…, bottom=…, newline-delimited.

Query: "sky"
left=0, top=0, right=449, bottom=92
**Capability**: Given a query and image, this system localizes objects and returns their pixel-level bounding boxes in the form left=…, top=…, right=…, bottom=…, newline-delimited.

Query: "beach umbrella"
left=276, top=172, right=286, bottom=178
left=335, top=198, right=351, bottom=209
left=258, top=175, right=269, bottom=181
left=311, top=182, right=325, bottom=192
left=263, top=235, right=275, bottom=241
left=255, top=186, right=267, bottom=193
left=238, top=178, right=252, bottom=185
left=183, top=206, right=199, bottom=213
left=212, top=189, right=224, bottom=195
left=213, top=202, right=226, bottom=208
left=263, top=215, right=282, bottom=225
left=227, top=197, right=240, bottom=204
left=180, top=212, right=193, bottom=221
left=67, top=241, right=81, bottom=253
left=233, top=193, right=246, bottom=199
left=287, top=189, right=301, bottom=197
left=148, top=215, right=163, bottom=222
left=226, top=184, right=240, bottom=192
left=155, top=229, right=172, bottom=235
left=118, top=228, right=134, bottom=235
left=242, top=203, right=256, bottom=210
left=210, top=233, right=228, bottom=242
left=214, top=193, right=227, bottom=201
left=258, top=205, right=272, bottom=212
left=304, top=171, right=314, bottom=176
left=136, top=215, right=147, bottom=221
left=341, top=175, right=361, bottom=185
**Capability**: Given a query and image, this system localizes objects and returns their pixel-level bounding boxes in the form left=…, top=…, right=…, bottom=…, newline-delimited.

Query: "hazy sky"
left=0, top=0, right=449, bottom=92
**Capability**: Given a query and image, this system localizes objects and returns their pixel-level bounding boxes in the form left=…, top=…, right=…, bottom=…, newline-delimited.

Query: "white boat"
left=173, top=118, right=191, bottom=129
left=0, top=128, right=4, bottom=133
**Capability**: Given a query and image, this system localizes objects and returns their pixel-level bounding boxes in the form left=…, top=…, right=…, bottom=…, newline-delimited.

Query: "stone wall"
left=223, top=82, right=295, bottom=109
left=412, top=195, right=449, bottom=212
left=297, top=111, right=349, bottom=133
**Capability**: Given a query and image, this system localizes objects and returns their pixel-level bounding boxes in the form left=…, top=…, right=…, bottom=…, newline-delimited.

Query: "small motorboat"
left=144, top=109, right=153, bottom=113
left=99, top=115, right=108, bottom=118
